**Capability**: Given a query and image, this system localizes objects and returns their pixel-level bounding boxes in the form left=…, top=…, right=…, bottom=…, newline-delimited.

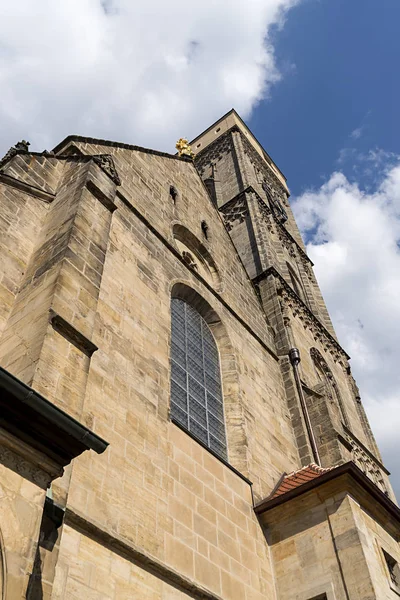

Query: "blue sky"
left=250, top=0, right=400, bottom=197
left=0, top=0, right=399, bottom=497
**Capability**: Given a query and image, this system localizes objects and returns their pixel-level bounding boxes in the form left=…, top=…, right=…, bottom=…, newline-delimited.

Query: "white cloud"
left=0, top=0, right=299, bottom=155
left=292, top=159, right=400, bottom=499
left=350, top=126, right=363, bottom=139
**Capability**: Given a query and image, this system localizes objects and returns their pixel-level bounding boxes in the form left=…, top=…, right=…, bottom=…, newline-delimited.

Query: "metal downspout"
left=289, top=347, right=320, bottom=466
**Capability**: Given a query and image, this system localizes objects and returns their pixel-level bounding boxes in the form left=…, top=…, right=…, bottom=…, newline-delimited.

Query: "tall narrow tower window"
left=170, top=298, right=227, bottom=459
left=287, top=262, right=308, bottom=305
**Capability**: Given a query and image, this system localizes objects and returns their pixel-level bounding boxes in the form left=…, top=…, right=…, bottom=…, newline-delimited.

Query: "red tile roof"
left=269, top=463, right=335, bottom=500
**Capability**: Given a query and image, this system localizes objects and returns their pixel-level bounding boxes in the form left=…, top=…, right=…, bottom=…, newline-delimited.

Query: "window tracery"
left=170, top=298, right=227, bottom=459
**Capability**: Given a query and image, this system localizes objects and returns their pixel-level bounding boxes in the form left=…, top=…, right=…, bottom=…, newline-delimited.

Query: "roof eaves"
left=0, top=365, right=108, bottom=456
left=254, top=462, right=400, bottom=524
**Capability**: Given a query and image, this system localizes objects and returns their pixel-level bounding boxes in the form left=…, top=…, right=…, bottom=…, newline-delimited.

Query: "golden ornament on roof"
left=176, top=138, right=194, bottom=159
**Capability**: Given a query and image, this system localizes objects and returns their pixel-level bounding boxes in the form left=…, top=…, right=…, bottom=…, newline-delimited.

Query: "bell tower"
left=191, top=109, right=392, bottom=497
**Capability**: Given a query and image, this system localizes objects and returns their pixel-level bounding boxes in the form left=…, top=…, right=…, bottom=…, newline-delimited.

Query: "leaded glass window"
left=170, top=298, right=227, bottom=460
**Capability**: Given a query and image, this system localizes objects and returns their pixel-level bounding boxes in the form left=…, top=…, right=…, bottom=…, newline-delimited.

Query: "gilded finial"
left=176, top=138, right=194, bottom=159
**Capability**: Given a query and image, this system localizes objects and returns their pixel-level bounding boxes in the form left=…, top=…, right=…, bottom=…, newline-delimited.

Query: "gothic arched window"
left=287, top=262, right=308, bottom=306
left=310, top=347, right=349, bottom=427
left=170, top=297, right=227, bottom=460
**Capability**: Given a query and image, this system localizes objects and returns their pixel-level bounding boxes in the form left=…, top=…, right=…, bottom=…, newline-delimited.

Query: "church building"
left=0, top=109, right=399, bottom=599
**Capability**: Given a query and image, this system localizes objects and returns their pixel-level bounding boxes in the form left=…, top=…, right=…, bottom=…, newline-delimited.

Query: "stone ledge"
left=85, top=178, right=117, bottom=213
left=254, top=267, right=350, bottom=363
left=219, top=186, right=313, bottom=266
left=0, top=172, right=55, bottom=202
left=49, top=310, right=98, bottom=357
left=65, top=507, right=224, bottom=600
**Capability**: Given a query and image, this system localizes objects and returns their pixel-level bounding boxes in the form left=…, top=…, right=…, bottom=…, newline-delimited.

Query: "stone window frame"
left=310, top=347, right=350, bottom=428
left=286, top=261, right=309, bottom=307
left=296, top=587, right=332, bottom=600
left=172, top=223, right=222, bottom=292
left=381, top=547, right=400, bottom=595
left=169, top=283, right=249, bottom=475
left=169, top=296, right=228, bottom=460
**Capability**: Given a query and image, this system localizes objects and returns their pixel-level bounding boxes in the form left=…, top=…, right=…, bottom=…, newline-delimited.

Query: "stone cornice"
left=254, top=266, right=350, bottom=362
left=0, top=150, right=122, bottom=187
left=220, top=185, right=313, bottom=267
left=341, top=425, right=390, bottom=475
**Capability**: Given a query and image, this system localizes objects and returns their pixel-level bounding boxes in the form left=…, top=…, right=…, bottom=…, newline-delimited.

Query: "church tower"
left=0, top=110, right=398, bottom=600
left=191, top=110, right=388, bottom=484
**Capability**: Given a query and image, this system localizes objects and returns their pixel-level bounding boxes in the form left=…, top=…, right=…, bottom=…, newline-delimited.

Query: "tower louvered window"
left=170, top=298, right=227, bottom=460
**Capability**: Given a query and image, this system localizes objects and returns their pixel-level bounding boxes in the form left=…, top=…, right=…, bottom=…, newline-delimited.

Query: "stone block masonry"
left=0, top=110, right=397, bottom=599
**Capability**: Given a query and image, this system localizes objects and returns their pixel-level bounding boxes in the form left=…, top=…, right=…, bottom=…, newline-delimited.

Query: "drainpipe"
left=289, top=347, right=320, bottom=466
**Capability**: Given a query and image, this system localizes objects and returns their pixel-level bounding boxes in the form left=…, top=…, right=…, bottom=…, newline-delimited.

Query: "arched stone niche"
left=172, top=224, right=222, bottom=292
left=170, top=282, right=248, bottom=475
left=310, top=347, right=349, bottom=427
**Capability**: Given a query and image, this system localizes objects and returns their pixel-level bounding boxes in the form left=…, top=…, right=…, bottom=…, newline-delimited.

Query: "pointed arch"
left=170, top=283, right=248, bottom=473
left=172, top=224, right=222, bottom=292
left=310, top=347, right=349, bottom=427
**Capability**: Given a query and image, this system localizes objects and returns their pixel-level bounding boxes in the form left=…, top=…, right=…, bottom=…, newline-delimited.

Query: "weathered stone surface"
left=0, top=110, right=396, bottom=599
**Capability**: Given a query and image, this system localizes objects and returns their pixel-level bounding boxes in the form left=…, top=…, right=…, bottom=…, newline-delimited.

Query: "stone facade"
left=0, top=111, right=398, bottom=599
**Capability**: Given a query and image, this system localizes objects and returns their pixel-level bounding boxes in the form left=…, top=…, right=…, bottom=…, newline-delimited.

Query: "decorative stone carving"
left=173, top=223, right=222, bottom=291
left=220, top=196, right=248, bottom=232
left=254, top=195, right=274, bottom=233
left=0, top=140, right=30, bottom=169
left=258, top=267, right=349, bottom=365
left=310, top=347, right=335, bottom=381
left=0, top=445, right=53, bottom=489
left=92, top=154, right=121, bottom=186
left=253, top=187, right=313, bottom=272
left=310, top=347, right=349, bottom=426
left=194, top=131, right=234, bottom=176
left=181, top=250, right=198, bottom=271
left=262, top=181, right=288, bottom=224
left=240, top=132, right=286, bottom=196
left=343, top=429, right=388, bottom=494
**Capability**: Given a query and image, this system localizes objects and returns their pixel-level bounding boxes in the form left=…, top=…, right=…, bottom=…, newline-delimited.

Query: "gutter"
left=0, top=365, right=108, bottom=454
